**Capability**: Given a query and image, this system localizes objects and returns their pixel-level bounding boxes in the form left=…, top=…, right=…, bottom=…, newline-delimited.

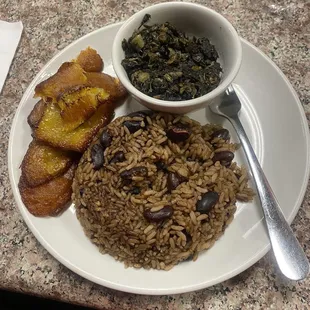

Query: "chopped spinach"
left=121, top=14, right=222, bottom=101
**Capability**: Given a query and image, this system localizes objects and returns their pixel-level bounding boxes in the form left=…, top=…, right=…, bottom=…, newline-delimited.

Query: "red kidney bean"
left=196, top=191, right=219, bottom=214
left=211, top=129, right=230, bottom=141
left=143, top=206, right=174, bottom=222
left=167, top=172, right=187, bottom=192
left=100, top=130, right=112, bottom=149
left=212, top=151, right=234, bottom=167
left=166, top=124, right=191, bottom=143
left=91, top=144, right=104, bottom=170
left=109, top=151, right=125, bottom=164
left=123, top=120, right=143, bottom=133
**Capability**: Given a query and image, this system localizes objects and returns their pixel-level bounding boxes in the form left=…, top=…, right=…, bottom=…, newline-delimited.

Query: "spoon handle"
left=229, top=115, right=309, bottom=280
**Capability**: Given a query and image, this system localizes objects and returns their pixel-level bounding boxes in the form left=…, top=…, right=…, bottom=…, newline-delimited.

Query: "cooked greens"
left=121, top=14, right=222, bottom=101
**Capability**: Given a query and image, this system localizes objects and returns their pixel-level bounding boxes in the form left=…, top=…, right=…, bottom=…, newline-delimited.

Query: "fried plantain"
left=34, top=100, right=115, bottom=152
left=34, top=61, right=126, bottom=130
left=75, top=47, right=104, bottom=72
left=27, top=100, right=47, bottom=129
left=21, top=139, right=75, bottom=187
left=57, top=86, right=110, bottom=129
left=85, top=72, right=127, bottom=101
left=56, top=74, right=126, bottom=129
left=34, top=62, right=87, bottom=103
left=22, top=48, right=124, bottom=217
left=19, top=163, right=76, bottom=217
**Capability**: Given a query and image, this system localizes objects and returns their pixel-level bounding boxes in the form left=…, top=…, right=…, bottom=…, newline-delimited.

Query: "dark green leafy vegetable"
left=121, top=14, right=222, bottom=101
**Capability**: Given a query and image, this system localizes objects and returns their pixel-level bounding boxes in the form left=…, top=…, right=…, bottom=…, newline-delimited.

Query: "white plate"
left=8, top=22, right=310, bottom=295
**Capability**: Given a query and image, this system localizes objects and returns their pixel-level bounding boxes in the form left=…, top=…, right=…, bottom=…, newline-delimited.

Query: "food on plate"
left=34, top=101, right=115, bottom=152
left=84, top=72, right=127, bottom=100
left=20, top=140, right=75, bottom=187
left=72, top=112, right=254, bottom=270
left=56, top=73, right=126, bottom=128
left=27, top=100, right=47, bottom=129
left=56, top=86, right=110, bottom=128
left=121, top=14, right=222, bottom=101
left=19, top=47, right=127, bottom=217
left=34, top=62, right=125, bottom=110
left=32, top=48, right=126, bottom=152
left=34, top=56, right=126, bottom=134
left=19, top=163, right=76, bottom=217
left=74, top=47, right=104, bottom=72
left=34, top=62, right=88, bottom=103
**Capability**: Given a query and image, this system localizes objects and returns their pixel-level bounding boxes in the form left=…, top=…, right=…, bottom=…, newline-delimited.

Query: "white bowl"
left=112, top=2, right=242, bottom=114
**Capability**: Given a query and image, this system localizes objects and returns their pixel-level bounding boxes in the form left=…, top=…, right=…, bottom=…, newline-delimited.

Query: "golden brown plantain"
left=34, top=100, right=115, bottom=152
left=27, top=100, right=47, bottom=129
left=34, top=62, right=87, bottom=103
left=19, top=163, right=76, bottom=217
left=85, top=72, right=127, bottom=101
left=34, top=61, right=126, bottom=130
left=21, top=139, right=75, bottom=187
left=75, top=47, right=104, bottom=72
left=56, top=75, right=127, bottom=129
left=57, top=86, right=110, bottom=129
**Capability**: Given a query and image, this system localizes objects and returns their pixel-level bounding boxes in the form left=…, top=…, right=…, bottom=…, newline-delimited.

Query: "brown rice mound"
left=72, top=112, right=254, bottom=270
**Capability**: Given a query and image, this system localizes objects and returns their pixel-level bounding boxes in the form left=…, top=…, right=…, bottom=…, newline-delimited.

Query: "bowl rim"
left=112, top=2, right=242, bottom=108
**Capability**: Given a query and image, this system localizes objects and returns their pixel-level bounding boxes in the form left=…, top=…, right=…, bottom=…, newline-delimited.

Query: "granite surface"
left=0, top=0, right=309, bottom=309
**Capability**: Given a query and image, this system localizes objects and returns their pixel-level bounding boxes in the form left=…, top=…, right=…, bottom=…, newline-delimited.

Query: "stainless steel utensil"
left=209, top=85, right=309, bottom=280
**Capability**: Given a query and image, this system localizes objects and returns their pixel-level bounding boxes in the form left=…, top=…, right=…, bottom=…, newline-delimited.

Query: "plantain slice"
left=34, top=62, right=87, bottom=103
left=21, top=139, right=75, bottom=187
left=56, top=73, right=126, bottom=129
left=34, top=62, right=126, bottom=130
left=19, top=163, right=76, bottom=217
left=85, top=72, right=127, bottom=101
left=57, top=86, right=110, bottom=129
left=34, top=100, right=115, bottom=152
left=27, top=100, right=47, bottom=129
left=75, top=47, right=104, bottom=72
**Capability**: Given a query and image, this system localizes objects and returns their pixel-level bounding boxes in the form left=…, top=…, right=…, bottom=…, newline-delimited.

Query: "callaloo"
left=121, top=14, right=222, bottom=101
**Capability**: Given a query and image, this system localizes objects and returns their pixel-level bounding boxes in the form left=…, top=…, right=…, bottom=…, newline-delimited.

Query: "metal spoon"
left=209, top=85, right=309, bottom=280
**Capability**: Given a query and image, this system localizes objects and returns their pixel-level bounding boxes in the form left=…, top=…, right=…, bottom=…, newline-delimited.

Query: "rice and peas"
left=72, top=111, right=254, bottom=270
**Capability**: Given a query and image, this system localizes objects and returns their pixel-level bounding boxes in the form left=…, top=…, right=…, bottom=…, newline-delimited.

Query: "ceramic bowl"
left=112, top=2, right=242, bottom=113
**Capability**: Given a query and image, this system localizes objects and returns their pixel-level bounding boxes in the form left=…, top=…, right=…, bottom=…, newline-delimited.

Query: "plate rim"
left=7, top=22, right=310, bottom=295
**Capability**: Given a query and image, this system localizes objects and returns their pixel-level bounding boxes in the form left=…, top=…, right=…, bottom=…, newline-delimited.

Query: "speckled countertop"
left=0, top=0, right=309, bottom=309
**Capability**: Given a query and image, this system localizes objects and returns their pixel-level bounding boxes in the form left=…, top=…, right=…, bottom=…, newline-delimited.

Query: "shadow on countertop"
left=0, top=289, right=91, bottom=310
